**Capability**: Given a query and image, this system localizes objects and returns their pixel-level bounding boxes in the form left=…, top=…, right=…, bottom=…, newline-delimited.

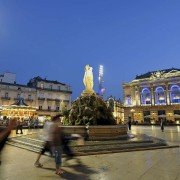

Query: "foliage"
left=68, top=94, right=116, bottom=125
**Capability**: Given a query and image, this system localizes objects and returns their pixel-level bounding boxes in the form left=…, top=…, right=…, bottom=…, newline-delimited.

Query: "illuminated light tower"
left=98, top=65, right=105, bottom=98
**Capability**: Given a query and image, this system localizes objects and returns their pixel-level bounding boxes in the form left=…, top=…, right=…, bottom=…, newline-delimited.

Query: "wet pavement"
left=0, top=126, right=179, bottom=180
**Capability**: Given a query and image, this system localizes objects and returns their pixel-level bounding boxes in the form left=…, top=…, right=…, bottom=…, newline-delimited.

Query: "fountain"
left=62, top=65, right=127, bottom=140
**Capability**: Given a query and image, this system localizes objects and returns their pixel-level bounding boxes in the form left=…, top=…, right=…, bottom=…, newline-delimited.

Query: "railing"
left=46, top=98, right=55, bottom=101
left=37, top=109, right=60, bottom=112
left=38, top=97, right=45, bottom=101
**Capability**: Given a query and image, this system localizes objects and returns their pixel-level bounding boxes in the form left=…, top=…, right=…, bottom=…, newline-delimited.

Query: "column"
left=166, top=83, right=170, bottom=105
left=150, top=86, right=155, bottom=105
left=135, top=86, right=140, bottom=106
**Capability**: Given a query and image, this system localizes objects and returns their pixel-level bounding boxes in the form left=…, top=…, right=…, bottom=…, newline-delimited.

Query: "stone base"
left=81, top=90, right=95, bottom=96
left=88, top=125, right=128, bottom=140
left=61, top=125, right=127, bottom=140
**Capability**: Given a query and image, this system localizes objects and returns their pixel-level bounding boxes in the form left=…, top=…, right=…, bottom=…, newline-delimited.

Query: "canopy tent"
left=1, top=98, right=37, bottom=120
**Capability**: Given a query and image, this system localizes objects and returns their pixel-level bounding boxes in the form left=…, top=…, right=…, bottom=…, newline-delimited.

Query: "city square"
left=0, top=126, right=179, bottom=180
left=0, top=1, right=180, bottom=180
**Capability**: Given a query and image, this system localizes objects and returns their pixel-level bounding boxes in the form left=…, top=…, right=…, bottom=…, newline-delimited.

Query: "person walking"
left=160, top=118, right=165, bottom=132
left=51, top=115, right=64, bottom=175
left=16, top=119, right=23, bottom=134
left=128, top=116, right=132, bottom=130
left=34, top=120, right=54, bottom=167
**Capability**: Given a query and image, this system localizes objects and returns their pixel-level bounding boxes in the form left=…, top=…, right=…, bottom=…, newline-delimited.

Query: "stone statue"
left=82, top=65, right=94, bottom=95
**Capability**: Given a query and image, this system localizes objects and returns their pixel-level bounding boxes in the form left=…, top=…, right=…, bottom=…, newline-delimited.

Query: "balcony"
left=63, top=100, right=70, bottom=103
left=55, top=99, right=61, bottom=102
left=1, top=97, right=10, bottom=100
left=47, top=98, right=55, bottom=101
left=37, top=109, right=58, bottom=112
left=38, top=97, right=45, bottom=101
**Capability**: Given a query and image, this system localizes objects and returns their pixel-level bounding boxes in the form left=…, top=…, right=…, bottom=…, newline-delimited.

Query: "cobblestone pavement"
left=0, top=126, right=179, bottom=180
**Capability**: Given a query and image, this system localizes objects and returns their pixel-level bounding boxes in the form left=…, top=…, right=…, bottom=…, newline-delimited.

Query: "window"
left=143, top=111, right=151, bottom=123
left=48, top=106, right=51, bottom=110
left=58, top=86, right=61, bottom=91
left=56, top=107, right=60, bottom=111
left=5, top=92, right=8, bottom=98
left=174, top=110, right=180, bottom=115
left=155, top=87, right=166, bottom=105
left=141, top=88, right=151, bottom=105
left=49, top=85, right=52, bottom=90
left=28, top=95, right=31, bottom=100
left=125, top=96, right=131, bottom=106
left=170, top=85, right=180, bottom=104
left=40, top=83, right=44, bottom=89
left=39, top=106, right=42, bottom=110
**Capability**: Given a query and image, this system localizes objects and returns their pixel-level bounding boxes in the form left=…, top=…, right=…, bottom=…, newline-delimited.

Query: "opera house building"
left=123, top=68, right=180, bottom=124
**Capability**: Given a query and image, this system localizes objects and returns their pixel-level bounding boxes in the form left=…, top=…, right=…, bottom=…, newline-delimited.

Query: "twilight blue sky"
left=0, top=0, right=180, bottom=100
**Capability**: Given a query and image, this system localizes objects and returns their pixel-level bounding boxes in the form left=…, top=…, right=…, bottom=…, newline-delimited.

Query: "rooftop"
left=30, top=76, right=66, bottom=85
left=135, top=68, right=180, bottom=80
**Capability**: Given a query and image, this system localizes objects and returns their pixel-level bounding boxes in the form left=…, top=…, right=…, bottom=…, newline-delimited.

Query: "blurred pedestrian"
left=16, top=119, right=23, bottom=134
left=128, top=116, right=132, bottom=130
left=50, top=115, right=64, bottom=175
left=160, top=118, right=165, bottom=132
left=34, top=120, right=54, bottom=167
left=27, top=119, right=31, bottom=129
left=34, top=119, right=39, bottom=129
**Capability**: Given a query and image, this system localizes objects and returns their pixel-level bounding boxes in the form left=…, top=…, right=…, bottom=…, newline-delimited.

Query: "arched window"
left=155, top=86, right=166, bottom=105
left=141, top=88, right=151, bottom=105
left=170, top=85, right=180, bottom=103
left=125, top=96, right=131, bottom=106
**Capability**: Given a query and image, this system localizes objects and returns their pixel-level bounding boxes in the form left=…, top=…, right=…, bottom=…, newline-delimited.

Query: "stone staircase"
left=6, top=134, right=171, bottom=156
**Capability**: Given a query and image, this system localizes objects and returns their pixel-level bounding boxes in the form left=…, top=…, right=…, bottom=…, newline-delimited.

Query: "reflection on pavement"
left=131, top=125, right=180, bottom=145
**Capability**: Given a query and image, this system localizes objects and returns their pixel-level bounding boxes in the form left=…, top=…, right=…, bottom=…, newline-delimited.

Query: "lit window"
left=40, top=84, right=44, bottom=89
left=155, top=86, right=166, bottom=105
left=141, top=88, right=151, bottom=105
left=125, top=96, right=131, bottom=106
left=170, top=85, right=180, bottom=104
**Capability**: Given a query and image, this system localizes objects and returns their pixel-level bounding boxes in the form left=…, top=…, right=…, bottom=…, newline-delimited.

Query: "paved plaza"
left=0, top=126, right=179, bottom=180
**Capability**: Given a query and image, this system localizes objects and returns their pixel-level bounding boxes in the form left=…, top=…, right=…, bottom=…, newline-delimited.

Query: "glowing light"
left=99, top=65, right=104, bottom=77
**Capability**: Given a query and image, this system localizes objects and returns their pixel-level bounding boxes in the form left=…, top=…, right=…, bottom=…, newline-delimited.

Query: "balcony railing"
left=38, top=97, right=45, bottom=101
left=37, top=109, right=59, bottom=112
left=47, top=98, right=55, bottom=101
left=55, top=99, right=61, bottom=102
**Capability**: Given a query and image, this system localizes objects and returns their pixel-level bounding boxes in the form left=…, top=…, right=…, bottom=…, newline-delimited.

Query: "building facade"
left=0, top=74, right=72, bottom=120
left=123, top=68, right=180, bottom=124
left=107, top=96, right=124, bottom=124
